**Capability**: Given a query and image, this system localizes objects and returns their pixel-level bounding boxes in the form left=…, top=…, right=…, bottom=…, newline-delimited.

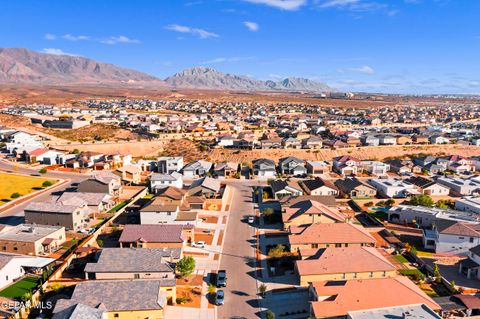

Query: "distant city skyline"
left=0, top=0, right=479, bottom=94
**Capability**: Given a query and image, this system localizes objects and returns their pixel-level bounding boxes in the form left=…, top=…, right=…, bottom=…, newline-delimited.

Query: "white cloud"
left=243, top=0, right=306, bottom=10
left=100, top=35, right=140, bottom=44
left=41, top=48, right=79, bottom=56
left=318, top=0, right=359, bottom=8
left=351, top=65, right=375, bottom=74
left=165, top=24, right=219, bottom=39
left=243, top=21, right=259, bottom=32
left=200, top=56, right=255, bottom=64
left=44, top=33, right=139, bottom=45
left=62, top=34, right=90, bottom=41
left=44, top=33, right=56, bottom=40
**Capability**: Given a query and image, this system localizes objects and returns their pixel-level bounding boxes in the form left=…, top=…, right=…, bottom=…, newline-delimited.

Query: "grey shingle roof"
left=84, top=248, right=176, bottom=273
left=24, top=202, right=81, bottom=214
left=53, top=279, right=174, bottom=313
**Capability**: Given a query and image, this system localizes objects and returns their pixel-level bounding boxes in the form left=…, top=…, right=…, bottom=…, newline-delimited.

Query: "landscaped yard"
left=0, top=173, right=57, bottom=205
left=393, top=254, right=409, bottom=263
left=0, top=276, right=41, bottom=299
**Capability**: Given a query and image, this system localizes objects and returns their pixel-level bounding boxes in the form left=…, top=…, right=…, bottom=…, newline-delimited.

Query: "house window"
left=341, top=273, right=346, bottom=279
left=470, top=237, right=475, bottom=243
left=353, top=273, right=357, bottom=279
left=311, top=244, right=318, bottom=249
left=369, top=272, right=373, bottom=277
left=335, top=243, right=341, bottom=248
left=382, top=271, right=386, bottom=277
left=114, top=314, right=119, bottom=318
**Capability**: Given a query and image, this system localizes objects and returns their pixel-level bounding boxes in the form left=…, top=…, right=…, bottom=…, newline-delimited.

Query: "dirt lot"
left=209, top=144, right=480, bottom=164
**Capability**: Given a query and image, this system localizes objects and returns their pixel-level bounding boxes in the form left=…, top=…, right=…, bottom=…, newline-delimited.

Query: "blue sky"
left=0, top=0, right=479, bottom=94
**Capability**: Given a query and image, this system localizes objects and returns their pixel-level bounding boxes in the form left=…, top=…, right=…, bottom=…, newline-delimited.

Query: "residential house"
left=0, top=253, right=55, bottom=290
left=283, top=200, right=345, bottom=230
left=385, top=159, right=421, bottom=175
left=282, top=137, right=302, bottom=149
left=139, top=197, right=198, bottom=226
left=424, top=220, right=480, bottom=254
left=378, top=135, right=397, bottom=145
left=430, top=135, right=450, bottom=144
left=288, top=223, right=376, bottom=252
left=56, top=192, right=114, bottom=215
left=347, top=305, right=441, bottom=319
left=182, top=160, right=213, bottom=178
left=269, top=180, right=304, bottom=200
left=119, top=224, right=193, bottom=248
left=334, top=178, right=377, bottom=199
left=0, top=224, right=65, bottom=256
left=150, top=172, right=183, bottom=194
left=77, top=172, right=122, bottom=196
left=252, top=158, right=277, bottom=179
left=308, top=277, right=440, bottom=319
left=404, top=176, right=450, bottom=196
left=360, top=161, right=390, bottom=176
left=213, top=162, right=239, bottom=179
left=437, top=177, right=480, bottom=196
left=368, top=178, right=420, bottom=198
left=306, top=161, right=332, bottom=176
left=84, top=248, right=179, bottom=280
left=260, top=137, right=282, bottom=149
left=24, top=202, right=91, bottom=231
left=388, top=204, right=478, bottom=228
left=114, top=165, right=142, bottom=184
left=302, top=136, right=323, bottom=149
left=157, top=156, right=183, bottom=174
left=52, top=280, right=176, bottom=318
left=333, top=156, right=360, bottom=176
left=456, top=197, right=480, bottom=214
left=295, top=247, right=396, bottom=285
left=360, top=135, right=380, bottom=147
left=299, top=178, right=339, bottom=196
left=279, top=157, right=307, bottom=176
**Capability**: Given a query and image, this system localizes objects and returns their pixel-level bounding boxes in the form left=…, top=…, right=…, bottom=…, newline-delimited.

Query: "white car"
left=192, top=241, right=206, bottom=248
left=248, top=216, right=255, bottom=224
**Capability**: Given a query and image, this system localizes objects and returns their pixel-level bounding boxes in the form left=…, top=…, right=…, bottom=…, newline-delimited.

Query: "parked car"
left=216, top=270, right=227, bottom=287
left=215, top=290, right=225, bottom=306
left=248, top=216, right=255, bottom=224
left=192, top=241, right=206, bottom=248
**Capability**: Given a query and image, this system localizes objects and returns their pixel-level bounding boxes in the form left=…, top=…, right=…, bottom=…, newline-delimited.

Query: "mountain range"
left=0, top=48, right=333, bottom=92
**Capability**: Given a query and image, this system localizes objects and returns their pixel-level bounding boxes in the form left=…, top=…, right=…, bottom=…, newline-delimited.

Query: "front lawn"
left=393, top=254, right=409, bottom=263
left=0, top=173, right=57, bottom=206
left=0, top=276, right=41, bottom=299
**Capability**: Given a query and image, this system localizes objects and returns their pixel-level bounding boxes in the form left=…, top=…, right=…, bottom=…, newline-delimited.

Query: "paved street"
left=0, top=158, right=87, bottom=224
left=217, top=182, right=261, bottom=319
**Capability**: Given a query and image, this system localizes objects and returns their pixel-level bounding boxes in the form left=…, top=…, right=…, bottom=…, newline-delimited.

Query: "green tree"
left=96, top=239, right=104, bottom=247
left=176, top=256, right=196, bottom=278
left=385, top=199, right=395, bottom=207
left=433, top=264, right=442, bottom=283
left=265, top=310, right=275, bottom=319
left=259, top=283, right=267, bottom=297
left=207, top=283, right=216, bottom=295
left=38, top=168, right=47, bottom=174
left=10, top=192, right=21, bottom=199
left=42, top=180, right=53, bottom=187
left=268, top=244, right=285, bottom=259
left=263, top=208, right=274, bottom=217
left=410, top=195, right=434, bottom=207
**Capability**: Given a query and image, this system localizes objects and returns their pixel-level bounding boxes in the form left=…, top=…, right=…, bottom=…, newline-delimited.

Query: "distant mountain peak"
left=0, top=48, right=333, bottom=92
left=0, top=47, right=165, bottom=87
left=166, top=66, right=332, bottom=92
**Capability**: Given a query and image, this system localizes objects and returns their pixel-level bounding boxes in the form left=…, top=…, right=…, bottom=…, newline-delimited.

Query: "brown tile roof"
left=296, top=247, right=395, bottom=276
left=310, top=277, right=440, bottom=318
left=119, top=224, right=185, bottom=243
left=435, top=220, right=480, bottom=237
left=284, top=200, right=345, bottom=223
left=289, top=223, right=376, bottom=245
left=176, top=211, right=198, bottom=221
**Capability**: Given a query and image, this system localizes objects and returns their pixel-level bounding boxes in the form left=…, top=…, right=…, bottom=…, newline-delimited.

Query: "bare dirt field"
left=2, top=84, right=473, bottom=108
left=209, top=144, right=480, bottom=164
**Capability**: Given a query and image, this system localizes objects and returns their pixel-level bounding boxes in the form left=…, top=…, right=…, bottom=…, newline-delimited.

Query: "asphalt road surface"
left=217, top=182, right=260, bottom=319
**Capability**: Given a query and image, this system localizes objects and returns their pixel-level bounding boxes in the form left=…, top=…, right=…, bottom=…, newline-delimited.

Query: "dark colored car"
left=216, top=270, right=227, bottom=287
